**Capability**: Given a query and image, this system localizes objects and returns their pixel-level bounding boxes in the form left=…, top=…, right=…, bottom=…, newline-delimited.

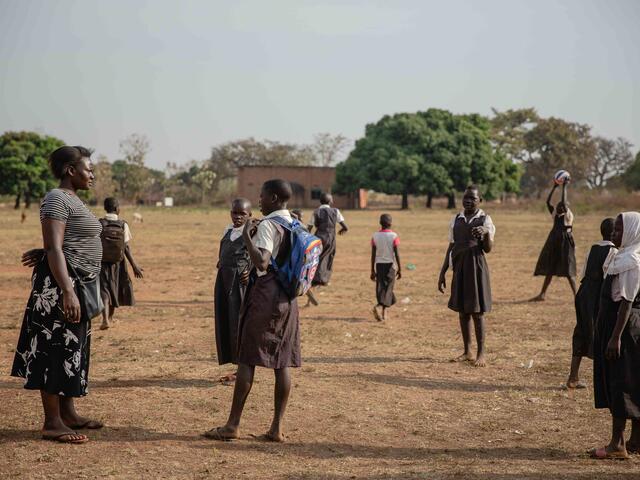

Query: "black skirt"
left=593, top=278, right=640, bottom=418
left=448, top=249, right=492, bottom=314
left=214, top=266, right=245, bottom=365
left=11, top=259, right=92, bottom=397
left=99, top=260, right=135, bottom=308
left=534, top=216, right=576, bottom=277
left=375, top=263, right=397, bottom=308
left=572, top=279, right=602, bottom=358
left=312, top=231, right=336, bottom=286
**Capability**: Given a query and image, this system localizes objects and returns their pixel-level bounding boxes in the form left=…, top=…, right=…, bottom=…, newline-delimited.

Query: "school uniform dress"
left=311, top=205, right=344, bottom=286
left=214, top=225, right=250, bottom=365
left=448, top=210, right=495, bottom=314
left=534, top=208, right=576, bottom=277
left=572, top=241, right=616, bottom=358
left=372, top=229, right=400, bottom=307
left=236, top=210, right=301, bottom=369
left=11, top=189, right=102, bottom=397
left=99, top=213, right=135, bottom=308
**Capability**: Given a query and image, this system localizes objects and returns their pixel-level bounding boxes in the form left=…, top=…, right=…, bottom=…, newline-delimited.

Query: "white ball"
left=554, top=170, right=571, bottom=185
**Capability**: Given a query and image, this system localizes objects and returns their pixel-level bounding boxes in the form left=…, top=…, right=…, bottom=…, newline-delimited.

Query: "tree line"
left=0, top=107, right=637, bottom=209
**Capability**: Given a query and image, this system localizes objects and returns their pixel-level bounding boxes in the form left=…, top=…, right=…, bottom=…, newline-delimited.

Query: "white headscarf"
left=604, top=211, right=640, bottom=275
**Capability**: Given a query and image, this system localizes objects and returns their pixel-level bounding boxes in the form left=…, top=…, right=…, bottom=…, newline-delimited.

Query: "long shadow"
left=353, top=372, right=532, bottom=392
left=0, top=378, right=219, bottom=390
left=277, top=473, right=638, bottom=480
left=302, top=314, right=370, bottom=323
left=305, top=356, right=437, bottom=365
left=135, top=300, right=211, bottom=307
left=0, top=427, right=196, bottom=444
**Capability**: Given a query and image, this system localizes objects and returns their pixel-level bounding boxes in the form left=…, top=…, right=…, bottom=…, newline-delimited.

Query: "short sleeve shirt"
left=223, top=224, right=243, bottom=242
left=253, top=209, right=293, bottom=277
left=371, top=229, right=400, bottom=265
left=313, top=204, right=345, bottom=225
left=448, top=209, right=496, bottom=242
left=40, top=189, right=103, bottom=275
left=611, top=266, right=640, bottom=302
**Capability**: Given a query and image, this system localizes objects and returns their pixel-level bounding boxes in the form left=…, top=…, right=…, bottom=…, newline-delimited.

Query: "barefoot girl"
left=590, top=212, right=640, bottom=459
left=214, top=198, right=252, bottom=383
left=567, top=218, right=616, bottom=389
left=371, top=214, right=401, bottom=321
left=205, top=179, right=300, bottom=442
left=531, top=181, right=577, bottom=301
left=438, top=185, right=495, bottom=367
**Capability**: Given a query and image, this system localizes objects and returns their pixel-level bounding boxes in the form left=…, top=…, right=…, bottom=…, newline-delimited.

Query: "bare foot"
left=218, top=372, right=237, bottom=384
left=451, top=353, right=474, bottom=363
left=565, top=379, right=587, bottom=389
left=100, top=321, right=110, bottom=330
left=62, top=414, right=104, bottom=429
left=372, top=305, right=382, bottom=321
left=474, top=355, right=487, bottom=367
left=306, top=290, right=319, bottom=306
left=259, top=430, right=285, bottom=442
left=203, top=425, right=238, bottom=441
left=529, top=294, right=545, bottom=302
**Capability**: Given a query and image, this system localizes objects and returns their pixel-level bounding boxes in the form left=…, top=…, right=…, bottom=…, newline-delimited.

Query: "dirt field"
left=1, top=205, right=639, bottom=479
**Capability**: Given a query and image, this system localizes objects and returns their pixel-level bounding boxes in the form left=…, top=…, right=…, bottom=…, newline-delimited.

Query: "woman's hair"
left=49, top=145, right=93, bottom=179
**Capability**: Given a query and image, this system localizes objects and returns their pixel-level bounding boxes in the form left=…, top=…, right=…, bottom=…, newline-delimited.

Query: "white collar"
left=104, top=213, right=119, bottom=220
left=456, top=209, right=485, bottom=222
left=264, top=209, right=292, bottom=220
left=319, top=204, right=332, bottom=209
left=595, top=240, right=615, bottom=247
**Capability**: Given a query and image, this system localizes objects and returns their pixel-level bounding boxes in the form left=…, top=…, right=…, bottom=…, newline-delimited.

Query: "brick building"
left=236, top=165, right=366, bottom=209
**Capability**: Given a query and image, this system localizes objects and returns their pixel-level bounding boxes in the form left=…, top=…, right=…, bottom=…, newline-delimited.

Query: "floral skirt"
left=10, top=259, right=91, bottom=397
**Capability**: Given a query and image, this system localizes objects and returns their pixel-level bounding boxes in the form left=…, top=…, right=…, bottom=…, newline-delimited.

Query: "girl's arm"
left=481, top=232, right=494, bottom=253
left=338, top=221, right=349, bottom=235
left=243, top=218, right=271, bottom=271
left=370, top=244, right=376, bottom=281
left=42, top=218, right=81, bottom=323
left=438, top=243, right=454, bottom=293
left=393, top=245, right=402, bottom=279
left=546, top=184, right=558, bottom=214
left=605, top=299, right=633, bottom=360
left=124, top=244, right=144, bottom=278
left=561, top=181, right=568, bottom=205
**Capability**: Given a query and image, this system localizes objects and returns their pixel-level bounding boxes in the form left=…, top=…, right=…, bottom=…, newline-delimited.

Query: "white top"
left=253, top=209, right=293, bottom=277
left=372, top=229, right=400, bottom=266
left=104, top=213, right=132, bottom=243
left=448, top=209, right=495, bottom=243
left=313, top=204, right=345, bottom=224
left=223, top=224, right=244, bottom=242
left=552, top=207, right=574, bottom=227
left=579, top=240, right=616, bottom=280
left=611, top=266, right=640, bottom=302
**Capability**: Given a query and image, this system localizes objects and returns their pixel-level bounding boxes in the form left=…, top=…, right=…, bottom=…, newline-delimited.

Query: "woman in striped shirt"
left=12, top=146, right=104, bottom=444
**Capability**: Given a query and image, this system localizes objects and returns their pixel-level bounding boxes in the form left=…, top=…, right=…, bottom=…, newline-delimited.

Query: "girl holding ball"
left=531, top=174, right=577, bottom=301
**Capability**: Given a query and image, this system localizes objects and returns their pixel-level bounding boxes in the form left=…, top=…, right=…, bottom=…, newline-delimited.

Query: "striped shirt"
left=40, top=189, right=103, bottom=275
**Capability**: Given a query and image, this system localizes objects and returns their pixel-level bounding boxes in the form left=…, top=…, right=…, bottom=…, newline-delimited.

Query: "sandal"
left=203, top=427, right=238, bottom=442
left=564, top=381, right=587, bottom=390
left=589, top=447, right=629, bottom=460
left=42, top=432, right=89, bottom=444
left=626, top=442, right=640, bottom=455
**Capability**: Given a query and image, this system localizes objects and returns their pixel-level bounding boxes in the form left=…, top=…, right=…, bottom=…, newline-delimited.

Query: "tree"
left=119, top=133, right=150, bottom=166
left=90, top=155, right=117, bottom=206
left=311, top=133, right=352, bottom=166
left=586, top=137, right=634, bottom=188
left=115, top=134, right=152, bottom=203
left=623, top=151, right=640, bottom=191
left=0, top=131, right=64, bottom=208
left=192, top=169, right=216, bottom=204
left=490, top=108, right=539, bottom=163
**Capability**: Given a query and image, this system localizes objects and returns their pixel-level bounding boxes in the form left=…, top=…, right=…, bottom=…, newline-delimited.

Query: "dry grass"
left=1, top=205, right=639, bottom=479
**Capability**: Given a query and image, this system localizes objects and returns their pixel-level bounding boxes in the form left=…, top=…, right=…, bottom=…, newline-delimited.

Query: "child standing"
left=205, top=179, right=300, bottom=443
left=531, top=181, right=577, bottom=301
left=306, top=193, right=348, bottom=306
left=99, top=197, right=143, bottom=330
left=567, top=218, right=616, bottom=389
left=371, top=214, right=401, bottom=321
left=214, top=198, right=252, bottom=383
left=438, top=185, right=495, bottom=367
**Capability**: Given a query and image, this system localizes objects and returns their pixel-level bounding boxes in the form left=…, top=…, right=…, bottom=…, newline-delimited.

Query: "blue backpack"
left=269, top=216, right=323, bottom=299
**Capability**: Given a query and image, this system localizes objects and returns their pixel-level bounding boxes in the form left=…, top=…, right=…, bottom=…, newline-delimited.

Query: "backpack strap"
left=266, top=216, right=293, bottom=270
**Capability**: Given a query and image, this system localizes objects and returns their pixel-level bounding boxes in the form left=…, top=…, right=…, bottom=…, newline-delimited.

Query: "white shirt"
left=371, top=229, right=400, bottom=266
left=223, top=224, right=243, bottom=242
left=448, top=209, right=495, bottom=243
left=253, top=209, right=293, bottom=277
left=104, top=213, right=132, bottom=243
left=579, top=240, right=616, bottom=280
left=313, top=204, right=345, bottom=225
left=611, top=266, right=640, bottom=302
left=552, top=207, right=574, bottom=227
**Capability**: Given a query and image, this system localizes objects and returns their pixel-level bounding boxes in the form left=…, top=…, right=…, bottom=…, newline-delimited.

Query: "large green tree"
left=0, top=131, right=65, bottom=208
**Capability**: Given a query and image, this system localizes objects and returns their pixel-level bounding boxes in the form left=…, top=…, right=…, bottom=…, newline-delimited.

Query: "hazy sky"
left=1, top=0, right=638, bottom=169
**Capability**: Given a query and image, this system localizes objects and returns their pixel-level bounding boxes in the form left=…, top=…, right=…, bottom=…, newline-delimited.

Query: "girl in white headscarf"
left=591, top=212, right=640, bottom=459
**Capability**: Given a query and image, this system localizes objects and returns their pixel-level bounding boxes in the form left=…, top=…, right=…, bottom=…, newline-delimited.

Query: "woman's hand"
left=242, top=218, right=259, bottom=240
left=605, top=335, right=621, bottom=360
left=471, top=226, right=489, bottom=240
left=22, top=248, right=45, bottom=267
left=396, top=270, right=402, bottom=280
left=132, top=265, right=144, bottom=279
left=370, top=271, right=376, bottom=281
left=239, top=268, right=250, bottom=286
left=63, top=288, right=81, bottom=324
left=438, top=273, right=447, bottom=293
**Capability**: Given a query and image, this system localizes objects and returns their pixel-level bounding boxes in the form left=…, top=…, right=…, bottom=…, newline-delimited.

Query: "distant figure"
left=214, top=198, right=252, bottom=384
left=306, top=193, right=348, bottom=306
left=21, top=210, right=27, bottom=224
left=133, top=212, right=143, bottom=223
left=530, top=181, right=577, bottom=301
left=567, top=218, right=616, bottom=390
left=99, top=197, right=144, bottom=330
left=438, top=185, right=495, bottom=367
left=370, top=214, right=401, bottom=321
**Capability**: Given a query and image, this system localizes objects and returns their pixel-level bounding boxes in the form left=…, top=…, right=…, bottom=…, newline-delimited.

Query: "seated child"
left=371, top=214, right=401, bottom=321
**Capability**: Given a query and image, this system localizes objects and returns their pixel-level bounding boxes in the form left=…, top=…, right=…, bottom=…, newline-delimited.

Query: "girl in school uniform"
left=590, top=212, right=640, bottom=459
left=214, top=198, right=252, bottom=383
left=438, top=185, right=495, bottom=367
left=531, top=181, right=577, bottom=301
left=370, top=214, right=401, bottom=321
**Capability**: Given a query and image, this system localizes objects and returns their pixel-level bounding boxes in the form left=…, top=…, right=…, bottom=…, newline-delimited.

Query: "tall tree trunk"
left=446, top=192, right=456, bottom=209
left=14, top=192, right=21, bottom=209
left=24, top=191, right=31, bottom=209
left=426, top=192, right=433, bottom=208
left=401, top=191, right=409, bottom=210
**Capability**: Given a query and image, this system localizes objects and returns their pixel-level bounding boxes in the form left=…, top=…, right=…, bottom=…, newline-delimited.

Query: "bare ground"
left=1, top=206, right=639, bottom=479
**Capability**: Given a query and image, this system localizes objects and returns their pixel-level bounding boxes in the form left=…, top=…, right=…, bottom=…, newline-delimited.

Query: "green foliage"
left=0, top=131, right=65, bottom=208
left=623, top=151, right=640, bottom=191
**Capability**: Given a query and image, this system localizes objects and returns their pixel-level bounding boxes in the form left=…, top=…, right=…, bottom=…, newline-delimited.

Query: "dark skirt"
left=312, top=231, right=336, bottom=286
left=11, top=259, right=92, bottom=397
left=534, top=228, right=576, bottom=277
left=214, top=266, right=245, bottom=365
left=572, top=279, right=602, bottom=358
left=594, top=301, right=640, bottom=418
left=448, top=248, right=492, bottom=314
left=237, top=271, right=300, bottom=369
left=375, top=263, right=397, bottom=308
left=99, top=260, right=135, bottom=308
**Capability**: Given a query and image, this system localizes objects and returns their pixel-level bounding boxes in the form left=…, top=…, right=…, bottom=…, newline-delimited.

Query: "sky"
left=0, top=0, right=638, bottom=169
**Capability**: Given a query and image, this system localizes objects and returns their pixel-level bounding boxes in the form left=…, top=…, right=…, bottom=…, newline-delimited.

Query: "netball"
left=554, top=169, right=571, bottom=185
